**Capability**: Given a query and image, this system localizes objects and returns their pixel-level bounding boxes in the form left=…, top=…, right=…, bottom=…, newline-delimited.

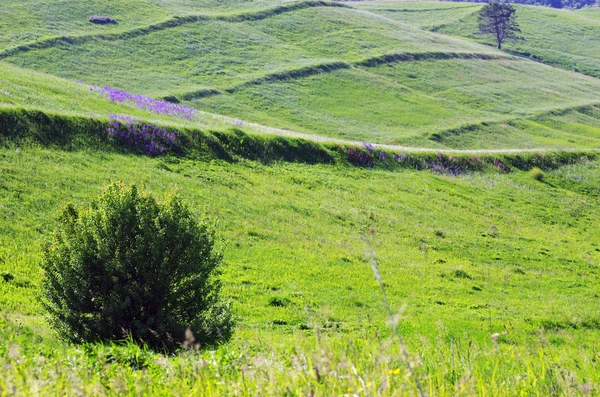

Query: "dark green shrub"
left=41, top=182, right=234, bottom=351
left=452, top=270, right=473, bottom=279
left=1, top=272, right=14, bottom=283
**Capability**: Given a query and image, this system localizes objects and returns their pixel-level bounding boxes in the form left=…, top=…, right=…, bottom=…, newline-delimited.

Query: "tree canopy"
left=478, top=2, right=523, bottom=49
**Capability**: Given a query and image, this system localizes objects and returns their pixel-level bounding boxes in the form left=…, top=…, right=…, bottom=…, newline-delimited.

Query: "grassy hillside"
left=191, top=58, right=600, bottom=147
left=7, top=2, right=600, bottom=148
left=350, top=1, right=483, bottom=30
left=1, top=143, right=600, bottom=394
left=4, top=1, right=600, bottom=148
left=2, top=1, right=600, bottom=394
left=0, top=0, right=288, bottom=52
left=0, top=60, right=337, bottom=146
left=437, top=5, right=600, bottom=79
left=5, top=55, right=600, bottom=150
left=2, top=4, right=491, bottom=96
left=357, top=1, right=600, bottom=79
left=0, top=61, right=247, bottom=134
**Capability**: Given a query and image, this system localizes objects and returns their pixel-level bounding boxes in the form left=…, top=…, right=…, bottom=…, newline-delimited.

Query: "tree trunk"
left=495, top=25, right=502, bottom=50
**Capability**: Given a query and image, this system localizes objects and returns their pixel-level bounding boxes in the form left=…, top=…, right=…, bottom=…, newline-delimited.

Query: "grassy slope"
left=0, top=0, right=290, bottom=52
left=192, top=58, right=600, bottom=147
left=350, top=1, right=482, bottom=30
left=438, top=5, right=600, bottom=79
left=0, top=61, right=315, bottom=140
left=357, top=1, right=600, bottom=79
left=2, top=1, right=600, bottom=394
left=6, top=55, right=600, bottom=150
left=2, top=6, right=490, bottom=95
left=1, top=146, right=599, bottom=393
left=3, top=3, right=600, bottom=148
left=7, top=57, right=598, bottom=152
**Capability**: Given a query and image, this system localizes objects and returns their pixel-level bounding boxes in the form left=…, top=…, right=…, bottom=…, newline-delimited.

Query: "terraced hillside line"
left=178, top=51, right=512, bottom=101
left=427, top=102, right=600, bottom=143
left=427, top=7, right=483, bottom=33
left=238, top=117, right=600, bottom=154
left=181, top=62, right=353, bottom=100
left=203, top=100, right=600, bottom=152
left=1, top=104, right=599, bottom=154
left=0, top=0, right=348, bottom=60
left=1, top=105, right=597, bottom=155
left=353, top=51, right=508, bottom=67
left=361, top=5, right=481, bottom=13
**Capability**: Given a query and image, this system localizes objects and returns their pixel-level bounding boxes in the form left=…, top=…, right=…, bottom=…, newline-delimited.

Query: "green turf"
left=190, top=59, right=600, bottom=147
left=1, top=145, right=599, bottom=393
left=350, top=0, right=482, bottom=30
left=438, top=5, right=600, bottom=77
left=0, top=0, right=289, bottom=52
left=362, top=2, right=600, bottom=79
left=2, top=5, right=492, bottom=96
left=2, top=1, right=600, bottom=393
left=3, top=1, right=600, bottom=149
left=0, top=61, right=297, bottom=138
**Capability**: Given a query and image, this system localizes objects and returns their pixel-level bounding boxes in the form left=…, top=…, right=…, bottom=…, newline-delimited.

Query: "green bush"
left=529, top=167, right=545, bottom=181
left=41, top=182, right=234, bottom=351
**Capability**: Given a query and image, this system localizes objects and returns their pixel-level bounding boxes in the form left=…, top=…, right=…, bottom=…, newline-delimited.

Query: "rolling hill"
left=2, top=0, right=600, bottom=148
left=356, top=1, right=600, bottom=79
left=1, top=0, right=600, bottom=394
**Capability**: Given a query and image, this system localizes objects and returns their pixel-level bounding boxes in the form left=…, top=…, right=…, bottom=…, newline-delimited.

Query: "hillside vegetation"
left=0, top=61, right=261, bottom=133
left=1, top=0, right=600, bottom=395
left=2, top=4, right=489, bottom=95
left=2, top=145, right=600, bottom=394
left=0, top=0, right=288, bottom=52
left=357, top=1, right=600, bottom=79
left=1, top=0, right=600, bottom=148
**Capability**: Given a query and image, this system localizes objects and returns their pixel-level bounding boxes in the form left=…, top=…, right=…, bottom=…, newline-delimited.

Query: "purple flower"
left=106, top=115, right=182, bottom=156
left=92, top=86, right=198, bottom=120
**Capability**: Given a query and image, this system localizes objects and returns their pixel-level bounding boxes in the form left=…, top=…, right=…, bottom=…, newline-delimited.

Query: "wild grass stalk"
left=361, top=232, right=426, bottom=397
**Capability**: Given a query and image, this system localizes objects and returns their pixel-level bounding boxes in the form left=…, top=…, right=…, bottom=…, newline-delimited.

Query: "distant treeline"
left=446, top=0, right=597, bottom=9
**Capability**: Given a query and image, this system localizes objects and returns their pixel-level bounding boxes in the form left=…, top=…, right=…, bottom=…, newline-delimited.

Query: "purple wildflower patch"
left=491, top=158, right=511, bottom=173
left=343, top=142, right=513, bottom=175
left=344, top=142, right=376, bottom=167
left=107, top=115, right=182, bottom=156
left=93, top=86, right=197, bottom=120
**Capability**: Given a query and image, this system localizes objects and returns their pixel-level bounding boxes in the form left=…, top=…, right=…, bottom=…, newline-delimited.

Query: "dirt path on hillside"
left=208, top=113, right=599, bottom=154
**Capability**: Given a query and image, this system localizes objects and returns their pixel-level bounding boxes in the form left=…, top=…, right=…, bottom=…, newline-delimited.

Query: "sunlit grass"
left=0, top=146, right=599, bottom=394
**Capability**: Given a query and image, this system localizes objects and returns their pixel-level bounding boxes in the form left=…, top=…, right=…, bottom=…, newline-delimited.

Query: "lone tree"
left=41, top=182, right=234, bottom=351
left=478, top=2, right=522, bottom=50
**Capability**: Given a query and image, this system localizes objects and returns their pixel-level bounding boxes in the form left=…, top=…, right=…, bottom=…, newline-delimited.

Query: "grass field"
left=350, top=1, right=483, bottom=30
left=4, top=1, right=599, bottom=148
left=1, top=0, right=600, bottom=394
left=0, top=0, right=292, bottom=52
left=436, top=4, right=600, bottom=79
left=191, top=58, right=600, bottom=147
left=357, top=1, right=600, bottom=79
left=1, top=145, right=599, bottom=394
left=2, top=4, right=490, bottom=96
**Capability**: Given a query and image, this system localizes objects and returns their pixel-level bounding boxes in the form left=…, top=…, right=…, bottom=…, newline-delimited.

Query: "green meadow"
left=2, top=5, right=489, bottom=95
left=350, top=1, right=483, bottom=30
left=358, top=1, right=600, bottom=80
left=2, top=146, right=599, bottom=394
left=0, top=0, right=289, bottom=52
left=191, top=58, right=600, bottom=146
left=1, top=0, right=600, bottom=395
left=5, top=1, right=600, bottom=148
left=435, top=5, right=600, bottom=79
